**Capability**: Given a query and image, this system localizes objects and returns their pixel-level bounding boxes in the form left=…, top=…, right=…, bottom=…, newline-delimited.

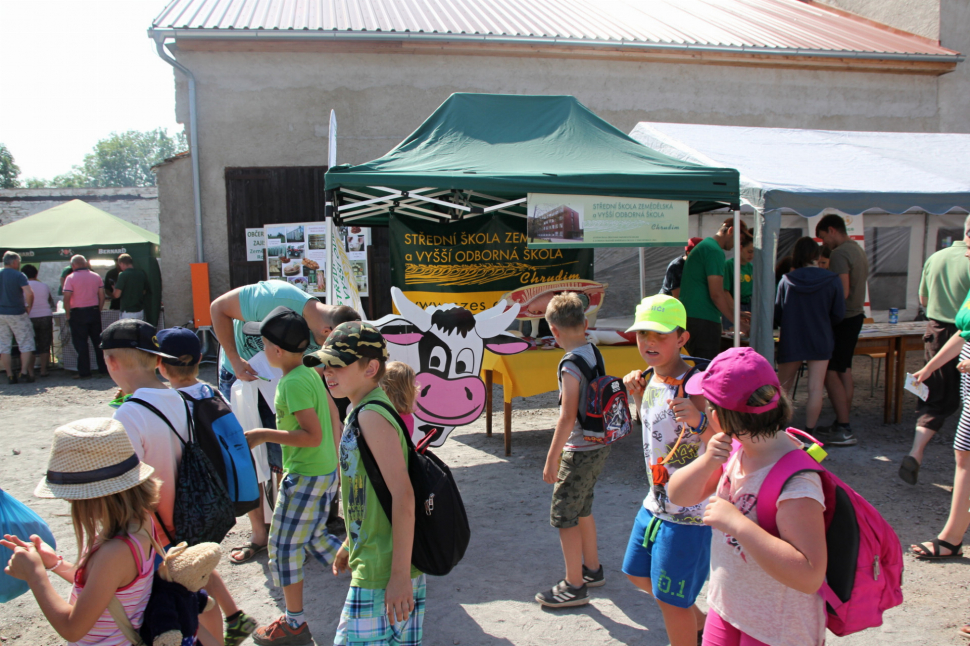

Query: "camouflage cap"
left=303, top=320, right=388, bottom=368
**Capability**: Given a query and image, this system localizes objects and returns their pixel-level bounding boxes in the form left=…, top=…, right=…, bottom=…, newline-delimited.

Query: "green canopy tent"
left=326, top=94, right=740, bottom=225
left=0, top=200, right=162, bottom=325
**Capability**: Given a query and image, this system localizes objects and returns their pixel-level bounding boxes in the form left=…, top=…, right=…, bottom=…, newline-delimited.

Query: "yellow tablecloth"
left=480, top=345, right=644, bottom=402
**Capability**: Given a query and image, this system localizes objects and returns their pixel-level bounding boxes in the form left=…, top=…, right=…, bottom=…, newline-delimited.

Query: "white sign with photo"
left=264, top=222, right=328, bottom=297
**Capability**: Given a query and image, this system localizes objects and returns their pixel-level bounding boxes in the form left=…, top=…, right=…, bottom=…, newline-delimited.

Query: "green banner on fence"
left=389, top=213, right=593, bottom=312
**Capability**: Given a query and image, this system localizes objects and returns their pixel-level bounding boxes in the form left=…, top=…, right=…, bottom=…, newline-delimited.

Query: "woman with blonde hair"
left=1, top=418, right=217, bottom=645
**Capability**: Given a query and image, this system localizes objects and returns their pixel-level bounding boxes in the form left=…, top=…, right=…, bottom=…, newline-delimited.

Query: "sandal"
left=899, top=456, right=920, bottom=485
left=229, top=542, right=267, bottom=564
left=960, top=624, right=970, bottom=639
left=911, top=537, right=963, bottom=560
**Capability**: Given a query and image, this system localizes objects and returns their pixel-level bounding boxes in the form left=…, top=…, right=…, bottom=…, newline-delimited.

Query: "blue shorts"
left=621, top=506, right=711, bottom=608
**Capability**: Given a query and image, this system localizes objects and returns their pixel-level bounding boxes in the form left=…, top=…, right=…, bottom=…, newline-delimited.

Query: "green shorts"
left=550, top=446, right=611, bottom=529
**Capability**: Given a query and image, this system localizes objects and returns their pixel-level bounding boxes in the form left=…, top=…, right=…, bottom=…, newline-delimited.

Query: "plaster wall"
left=0, top=187, right=159, bottom=232
left=154, top=155, right=196, bottom=328
left=156, top=43, right=967, bottom=320
left=820, top=0, right=940, bottom=40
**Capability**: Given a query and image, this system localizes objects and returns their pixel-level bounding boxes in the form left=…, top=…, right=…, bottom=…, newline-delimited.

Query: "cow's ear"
left=377, top=318, right=423, bottom=346
left=483, top=334, right=531, bottom=355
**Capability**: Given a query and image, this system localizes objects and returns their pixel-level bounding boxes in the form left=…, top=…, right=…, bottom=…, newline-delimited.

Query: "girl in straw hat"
left=1, top=417, right=214, bottom=646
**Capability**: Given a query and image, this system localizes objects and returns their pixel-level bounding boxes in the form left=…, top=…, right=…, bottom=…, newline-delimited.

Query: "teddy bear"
left=138, top=541, right=222, bottom=646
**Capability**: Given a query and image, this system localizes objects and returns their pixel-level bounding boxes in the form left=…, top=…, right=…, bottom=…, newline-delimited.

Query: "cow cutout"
left=372, top=288, right=530, bottom=447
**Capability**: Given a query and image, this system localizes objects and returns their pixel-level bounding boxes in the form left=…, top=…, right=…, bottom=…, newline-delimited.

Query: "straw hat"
left=35, top=418, right=154, bottom=500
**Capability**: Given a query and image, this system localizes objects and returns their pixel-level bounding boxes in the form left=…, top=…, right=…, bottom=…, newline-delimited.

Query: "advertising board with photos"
left=264, top=222, right=328, bottom=297
left=336, top=225, right=371, bottom=297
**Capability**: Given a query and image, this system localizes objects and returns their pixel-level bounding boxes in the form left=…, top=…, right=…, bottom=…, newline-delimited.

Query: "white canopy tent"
left=629, top=123, right=970, bottom=362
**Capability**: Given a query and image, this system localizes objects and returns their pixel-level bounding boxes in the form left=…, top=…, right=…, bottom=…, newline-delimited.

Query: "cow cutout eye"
left=455, top=348, right=474, bottom=375
left=429, top=346, right=447, bottom=371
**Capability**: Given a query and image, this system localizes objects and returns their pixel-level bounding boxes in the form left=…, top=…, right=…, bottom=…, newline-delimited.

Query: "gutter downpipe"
left=152, top=33, right=204, bottom=264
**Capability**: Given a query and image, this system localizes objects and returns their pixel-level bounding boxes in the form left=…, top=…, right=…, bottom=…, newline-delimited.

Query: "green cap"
left=303, top=321, right=388, bottom=368
left=625, top=295, right=686, bottom=334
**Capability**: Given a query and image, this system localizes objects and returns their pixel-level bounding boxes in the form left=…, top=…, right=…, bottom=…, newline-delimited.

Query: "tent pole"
left=734, top=210, right=741, bottom=348
left=639, top=247, right=645, bottom=301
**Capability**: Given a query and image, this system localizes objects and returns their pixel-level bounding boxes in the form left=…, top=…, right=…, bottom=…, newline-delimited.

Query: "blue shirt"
left=220, top=281, right=318, bottom=375
left=0, top=268, right=28, bottom=315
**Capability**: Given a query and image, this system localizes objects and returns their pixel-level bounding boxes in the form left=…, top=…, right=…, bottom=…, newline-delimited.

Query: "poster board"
left=264, top=222, right=328, bottom=297
left=336, top=226, right=371, bottom=297
left=245, top=228, right=265, bottom=262
left=526, top=193, right=688, bottom=248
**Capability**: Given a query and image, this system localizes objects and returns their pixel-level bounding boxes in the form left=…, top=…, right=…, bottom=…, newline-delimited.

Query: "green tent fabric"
left=326, top=94, right=739, bottom=226
left=0, top=200, right=162, bottom=325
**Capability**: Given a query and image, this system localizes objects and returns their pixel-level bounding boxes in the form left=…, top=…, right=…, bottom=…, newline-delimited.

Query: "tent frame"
left=335, top=187, right=528, bottom=224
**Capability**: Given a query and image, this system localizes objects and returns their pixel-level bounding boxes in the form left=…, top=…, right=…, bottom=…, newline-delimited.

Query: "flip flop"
left=229, top=542, right=267, bottom=564
left=960, top=624, right=970, bottom=640
left=899, top=456, right=920, bottom=485
left=912, top=537, right=963, bottom=560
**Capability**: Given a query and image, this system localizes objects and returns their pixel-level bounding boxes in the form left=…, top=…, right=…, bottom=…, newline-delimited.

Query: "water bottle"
left=889, top=308, right=899, bottom=324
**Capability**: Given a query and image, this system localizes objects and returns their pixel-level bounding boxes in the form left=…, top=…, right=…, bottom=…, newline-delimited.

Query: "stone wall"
left=0, top=187, right=159, bottom=233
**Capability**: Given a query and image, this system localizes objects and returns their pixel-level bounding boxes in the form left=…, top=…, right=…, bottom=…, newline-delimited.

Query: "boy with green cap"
left=620, top=295, right=714, bottom=646
left=303, top=321, right=425, bottom=646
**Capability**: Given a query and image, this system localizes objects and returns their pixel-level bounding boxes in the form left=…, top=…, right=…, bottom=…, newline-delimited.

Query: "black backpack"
left=178, top=388, right=260, bottom=517
left=559, top=345, right=633, bottom=445
left=346, top=400, right=470, bottom=577
left=128, top=398, right=237, bottom=546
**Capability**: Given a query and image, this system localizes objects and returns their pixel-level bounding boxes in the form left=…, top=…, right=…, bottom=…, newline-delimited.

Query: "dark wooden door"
left=224, top=166, right=389, bottom=315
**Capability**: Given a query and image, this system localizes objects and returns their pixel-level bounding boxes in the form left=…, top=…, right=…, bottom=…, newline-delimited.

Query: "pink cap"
left=685, top=347, right=780, bottom=414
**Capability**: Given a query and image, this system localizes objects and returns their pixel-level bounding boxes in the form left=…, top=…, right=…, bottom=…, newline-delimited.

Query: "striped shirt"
left=69, top=527, right=156, bottom=646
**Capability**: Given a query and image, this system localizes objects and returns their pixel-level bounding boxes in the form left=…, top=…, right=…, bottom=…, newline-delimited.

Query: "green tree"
left=23, top=177, right=48, bottom=188
left=0, top=144, right=21, bottom=188
left=76, top=128, right=186, bottom=187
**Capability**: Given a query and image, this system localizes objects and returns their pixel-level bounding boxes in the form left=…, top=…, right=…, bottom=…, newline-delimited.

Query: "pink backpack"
left=757, top=436, right=903, bottom=637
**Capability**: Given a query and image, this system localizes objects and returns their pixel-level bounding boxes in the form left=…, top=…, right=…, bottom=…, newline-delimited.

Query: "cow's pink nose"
left=412, top=372, right=486, bottom=426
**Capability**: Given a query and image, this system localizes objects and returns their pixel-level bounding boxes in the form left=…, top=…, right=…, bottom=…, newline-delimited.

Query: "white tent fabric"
left=629, top=122, right=970, bottom=360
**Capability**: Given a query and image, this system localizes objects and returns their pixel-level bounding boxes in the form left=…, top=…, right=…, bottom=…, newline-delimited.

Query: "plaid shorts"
left=268, top=470, right=342, bottom=587
left=0, top=313, right=35, bottom=354
left=334, top=575, right=427, bottom=646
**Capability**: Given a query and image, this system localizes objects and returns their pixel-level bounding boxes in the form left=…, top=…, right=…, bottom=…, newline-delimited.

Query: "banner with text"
left=390, top=213, right=593, bottom=312
left=526, top=193, right=689, bottom=248
left=329, top=219, right=364, bottom=313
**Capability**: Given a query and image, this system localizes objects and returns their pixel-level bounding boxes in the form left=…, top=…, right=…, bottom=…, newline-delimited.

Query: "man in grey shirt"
left=815, top=214, right=870, bottom=447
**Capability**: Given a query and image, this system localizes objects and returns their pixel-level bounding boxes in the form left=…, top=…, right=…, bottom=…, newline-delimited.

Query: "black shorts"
left=917, top=319, right=961, bottom=431
left=828, top=314, right=865, bottom=373
left=685, top=317, right=722, bottom=361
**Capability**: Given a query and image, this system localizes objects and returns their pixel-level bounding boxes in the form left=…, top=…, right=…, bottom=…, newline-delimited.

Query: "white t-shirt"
left=640, top=369, right=707, bottom=524
left=27, top=280, right=53, bottom=318
left=707, top=450, right=827, bottom=646
left=113, top=388, right=191, bottom=538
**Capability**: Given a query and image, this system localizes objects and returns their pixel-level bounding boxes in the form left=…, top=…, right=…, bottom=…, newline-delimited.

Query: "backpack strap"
left=345, top=399, right=413, bottom=525
left=755, top=446, right=825, bottom=537
left=128, top=397, right=195, bottom=447
left=107, top=596, right=147, bottom=646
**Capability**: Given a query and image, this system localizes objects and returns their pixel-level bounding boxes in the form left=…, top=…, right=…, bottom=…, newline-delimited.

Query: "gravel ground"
left=0, top=354, right=965, bottom=645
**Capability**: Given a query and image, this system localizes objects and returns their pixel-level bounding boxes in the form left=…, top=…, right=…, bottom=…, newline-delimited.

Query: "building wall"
left=0, top=187, right=159, bottom=232
left=820, top=0, right=940, bottom=40
left=154, top=156, right=196, bottom=328
left=156, top=29, right=968, bottom=320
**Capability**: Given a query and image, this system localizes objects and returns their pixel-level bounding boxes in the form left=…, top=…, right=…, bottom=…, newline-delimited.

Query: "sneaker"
left=253, top=616, right=312, bottom=646
left=225, top=611, right=257, bottom=646
left=582, top=564, right=605, bottom=588
left=816, top=424, right=857, bottom=447
left=6, top=373, right=17, bottom=385
left=21, top=374, right=34, bottom=384
left=535, top=579, right=589, bottom=608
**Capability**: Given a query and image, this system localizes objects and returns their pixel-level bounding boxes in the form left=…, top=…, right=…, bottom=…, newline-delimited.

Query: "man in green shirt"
left=679, top=216, right=750, bottom=359
left=723, top=232, right=754, bottom=329
left=900, top=239, right=970, bottom=484
left=110, top=254, right=148, bottom=320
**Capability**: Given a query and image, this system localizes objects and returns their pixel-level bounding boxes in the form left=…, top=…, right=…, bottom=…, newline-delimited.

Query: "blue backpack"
left=179, top=387, right=260, bottom=516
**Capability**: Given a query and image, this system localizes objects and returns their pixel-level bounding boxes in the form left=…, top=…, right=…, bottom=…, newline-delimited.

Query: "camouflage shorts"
left=550, top=446, right=611, bottom=529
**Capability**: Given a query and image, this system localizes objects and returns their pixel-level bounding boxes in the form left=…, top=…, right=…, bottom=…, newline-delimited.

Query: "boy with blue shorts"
left=621, top=295, right=714, bottom=646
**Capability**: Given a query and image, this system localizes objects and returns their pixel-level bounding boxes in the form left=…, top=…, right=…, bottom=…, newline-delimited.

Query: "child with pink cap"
left=668, top=347, right=828, bottom=646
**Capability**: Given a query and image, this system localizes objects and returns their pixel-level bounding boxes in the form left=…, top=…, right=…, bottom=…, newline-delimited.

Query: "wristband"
left=691, top=412, right=708, bottom=434
left=342, top=543, right=350, bottom=553
left=46, top=555, right=64, bottom=571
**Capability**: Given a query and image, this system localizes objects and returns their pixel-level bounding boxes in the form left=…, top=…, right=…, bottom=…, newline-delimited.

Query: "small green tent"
left=0, top=200, right=162, bottom=325
left=326, top=94, right=740, bottom=226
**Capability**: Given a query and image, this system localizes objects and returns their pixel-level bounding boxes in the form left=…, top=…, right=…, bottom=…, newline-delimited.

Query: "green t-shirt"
left=341, top=387, right=422, bottom=589
left=114, top=267, right=148, bottom=312
left=220, top=281, right=319, bottom=375
left=920, top=241, right=970, bottom=325
left=723, top=258, right=753, bottom=305
left=956, top=290, right=970, bottom=341
left=679, top=237, right=726, bottom=323
left=58, top=266, right=72, bottom=296
left=274, top=365, right=337, bottom=476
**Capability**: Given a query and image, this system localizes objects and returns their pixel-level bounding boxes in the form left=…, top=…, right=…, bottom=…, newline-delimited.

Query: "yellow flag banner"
left=329, top=219, right=364, bottom=313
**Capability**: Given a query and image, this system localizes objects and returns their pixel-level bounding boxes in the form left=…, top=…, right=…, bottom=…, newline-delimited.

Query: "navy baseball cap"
left=157, top=327, right=202, bottom=366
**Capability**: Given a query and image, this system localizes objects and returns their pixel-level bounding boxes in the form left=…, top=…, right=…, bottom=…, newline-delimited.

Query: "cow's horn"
left=390, top=287, right=432, bottom=331
left=475, top=299, right=521, bottom=338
